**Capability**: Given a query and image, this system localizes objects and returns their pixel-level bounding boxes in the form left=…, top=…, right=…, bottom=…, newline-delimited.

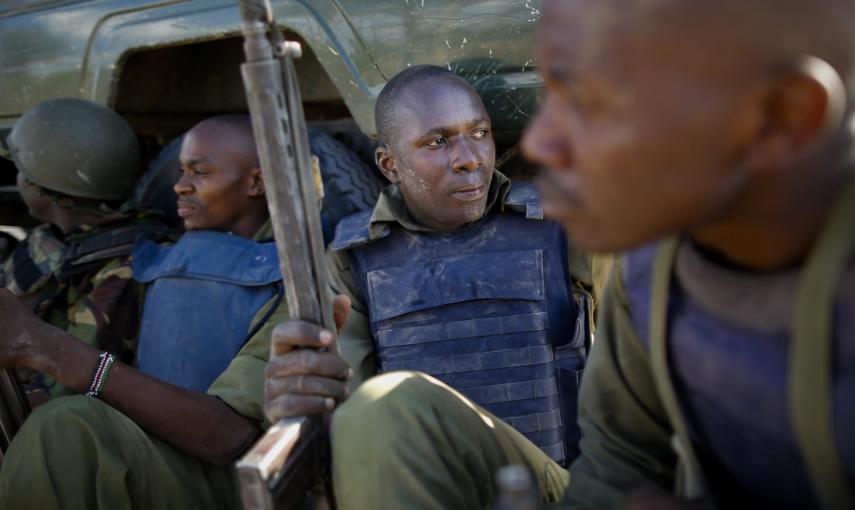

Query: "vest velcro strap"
left=376, top=312, right=548, bottom=347
left=383, top=345, right=554, bottom=374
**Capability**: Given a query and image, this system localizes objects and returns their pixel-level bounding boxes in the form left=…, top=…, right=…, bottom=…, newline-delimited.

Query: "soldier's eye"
left=472, top=129, right=489, bottom=139
left=426, top=137, right=447, bottom=147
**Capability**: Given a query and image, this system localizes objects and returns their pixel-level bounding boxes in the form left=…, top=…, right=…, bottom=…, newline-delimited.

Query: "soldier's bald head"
left=541, top=0, right=855, bottom=97
left=186, top=115, right=259, bottom=170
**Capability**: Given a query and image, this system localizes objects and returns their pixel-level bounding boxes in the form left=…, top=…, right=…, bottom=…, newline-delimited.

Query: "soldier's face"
left=380, top=80, right=496, bottom=232
left=522, top=0, right=754, bottom=252
left=175, top=124, right=261, bottom=235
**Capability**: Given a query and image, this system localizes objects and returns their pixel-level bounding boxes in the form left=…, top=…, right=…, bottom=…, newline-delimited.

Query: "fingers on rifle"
left=266, top=374, right=348, bottom=401
left=266, top=394, right=336, bottom=421
left=265, top=350, right=352, bottom=380
left=271, top=320, right=335, bottom=354
left=332, top=294, right=351, bottom=331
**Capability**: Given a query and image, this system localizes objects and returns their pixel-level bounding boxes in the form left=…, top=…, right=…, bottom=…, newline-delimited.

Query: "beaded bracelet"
left=85, top=351, right=115, bottom=398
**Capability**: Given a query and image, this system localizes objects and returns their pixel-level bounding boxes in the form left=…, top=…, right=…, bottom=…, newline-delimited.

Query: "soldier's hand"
left=264, top=295, right=353, bottom=421
left=0, top=288, right=46, bottom=367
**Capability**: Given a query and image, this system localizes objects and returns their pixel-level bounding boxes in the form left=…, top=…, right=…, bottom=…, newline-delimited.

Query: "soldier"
left=306, top=1, right=855, bottom=509
left=0, top=98, right=170, bottom=401
left=0, top=114, right=285, bottom=509
left=524, top=1, right=855, bottom=509
left=265, top=65, right=597, bottom=506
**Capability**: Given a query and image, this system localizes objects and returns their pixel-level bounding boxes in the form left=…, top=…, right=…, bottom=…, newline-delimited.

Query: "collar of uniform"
left=253, top=219, right=274, bottom=241
left=367, top=170, right=512, bottom=238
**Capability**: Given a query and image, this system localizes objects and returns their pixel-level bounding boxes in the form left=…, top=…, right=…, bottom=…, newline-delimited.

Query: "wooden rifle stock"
left=237, top=1, right=336, bottom=508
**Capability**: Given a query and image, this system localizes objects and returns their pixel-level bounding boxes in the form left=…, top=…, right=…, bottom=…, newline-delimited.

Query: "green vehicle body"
left=0, top=0, right=544, bottom=226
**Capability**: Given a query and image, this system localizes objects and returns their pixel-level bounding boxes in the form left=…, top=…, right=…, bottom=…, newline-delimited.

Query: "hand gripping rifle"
left=236, top=1, right=337, bottom=508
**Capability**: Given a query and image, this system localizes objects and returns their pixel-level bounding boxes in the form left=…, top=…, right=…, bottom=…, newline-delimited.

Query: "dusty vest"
left=132, top=231, right=282, bottom=392
left=332, top=183, right=588, bottom=465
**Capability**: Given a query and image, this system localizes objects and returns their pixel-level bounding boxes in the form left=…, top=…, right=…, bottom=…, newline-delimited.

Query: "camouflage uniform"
left=1, top=212, right=170, bottom=397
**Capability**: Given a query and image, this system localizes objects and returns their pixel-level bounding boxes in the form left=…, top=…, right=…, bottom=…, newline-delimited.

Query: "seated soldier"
left=0, top=115, right=285, bottom=509
left=0, top=98, right=171, bottom=402
left=296, top=1, right=855, bottom=509
left=264, top=64, right=597, bottom=500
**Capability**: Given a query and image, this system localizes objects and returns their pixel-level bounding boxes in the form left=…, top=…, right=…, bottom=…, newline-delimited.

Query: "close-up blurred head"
left=374, top=65, right=496, bottom=232
left=523, top=0, right=854, bottom=253
left=175, top=115, right=267, bottom=237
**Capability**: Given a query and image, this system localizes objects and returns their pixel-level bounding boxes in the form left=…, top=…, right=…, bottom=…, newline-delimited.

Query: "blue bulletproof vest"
left=623, top=243, right=855, bottom=509
left=132, top=231, right=282, bottom=393
left=332, top=183, right=588, bottom=465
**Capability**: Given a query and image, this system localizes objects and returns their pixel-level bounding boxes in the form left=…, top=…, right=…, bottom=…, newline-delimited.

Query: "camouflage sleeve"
left=326, top=248, right=376, bottom=390
left=43, top=256, right=142, bottom=397
left=562, top=262, right=676, bottom=509
left=207, top=295, right=288, bottom=428
left=66, top=258, right=142, bottom=360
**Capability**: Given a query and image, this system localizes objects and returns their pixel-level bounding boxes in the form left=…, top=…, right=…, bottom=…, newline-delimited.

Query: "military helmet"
left=4, top=98, right=141, bottom=201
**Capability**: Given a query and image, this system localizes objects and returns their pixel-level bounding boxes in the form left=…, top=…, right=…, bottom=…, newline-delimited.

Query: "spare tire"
left=308, top=128, right=385, bottom=237
left=135, top=128, right=384, bottom=242
left=134, top=135, right=184, bottom=228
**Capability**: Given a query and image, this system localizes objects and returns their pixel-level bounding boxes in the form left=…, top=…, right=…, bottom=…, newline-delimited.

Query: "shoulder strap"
left=59, top=223, right=175, bottom=280
left=330, top=209, right=389, bottom=251
left=790, top=173, right=855, bottom=510
left=504, top=181, right=544, bottom=220
left=650, top=236, right=707, bottom=500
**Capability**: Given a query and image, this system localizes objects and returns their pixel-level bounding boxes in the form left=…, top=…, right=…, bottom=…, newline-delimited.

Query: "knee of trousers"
left=15, top=395, right=106, bottom=447
left=331, top=371, right=446, bottom=443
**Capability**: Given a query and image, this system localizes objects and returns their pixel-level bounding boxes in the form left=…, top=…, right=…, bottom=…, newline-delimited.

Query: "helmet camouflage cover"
left=4, top=98, right=141, bottom=201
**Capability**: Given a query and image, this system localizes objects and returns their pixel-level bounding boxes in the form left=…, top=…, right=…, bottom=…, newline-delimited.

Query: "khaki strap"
left=650, top=237, right=706, bottom=499
left=790, top=174, right=855, bottom=510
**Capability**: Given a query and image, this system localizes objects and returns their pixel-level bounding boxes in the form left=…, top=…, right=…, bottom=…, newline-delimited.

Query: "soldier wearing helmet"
left=0, top=113, right=286, bottom=510
left=0, top=98, right=171, bottom=400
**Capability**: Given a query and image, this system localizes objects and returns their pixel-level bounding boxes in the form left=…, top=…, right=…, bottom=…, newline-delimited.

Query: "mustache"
left=176, top=198, right=202, bottom=208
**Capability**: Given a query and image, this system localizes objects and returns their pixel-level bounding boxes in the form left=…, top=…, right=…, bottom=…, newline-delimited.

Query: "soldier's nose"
left=174, top=172, right=193, bottom=195
left=452, top=140, right=481, bottom=173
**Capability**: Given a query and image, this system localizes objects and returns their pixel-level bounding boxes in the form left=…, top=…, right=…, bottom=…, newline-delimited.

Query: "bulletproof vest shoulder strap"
left=59, top=223, right=176, bottom=280
left=790, top=173, right=855, bottom=510
left=330, top=209, right=390, bottom=251
left=649, top=236, right=708, bottom=501
left=503, top=181, right=544, bottom=220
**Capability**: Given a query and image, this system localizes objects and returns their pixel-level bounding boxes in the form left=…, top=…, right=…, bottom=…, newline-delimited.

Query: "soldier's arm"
left=563, top=263, right=677, bottom=509
left=326, top=248, right=375, bottom=389
left=0, top=288, right=261, bottom=466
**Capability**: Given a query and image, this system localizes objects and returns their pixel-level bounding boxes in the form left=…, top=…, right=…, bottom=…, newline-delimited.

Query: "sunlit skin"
left=376, top=78, right=496, bottom=232
left=522, top=0, right=851, bottom=271
left=176, top=118, right=267, bottom=239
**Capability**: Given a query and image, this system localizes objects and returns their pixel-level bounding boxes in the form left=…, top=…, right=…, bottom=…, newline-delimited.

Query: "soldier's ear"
left=247, top=167, right=265, bottom=197
left=741, top=55, right=846, bottom=172
left=375, top=145, right=400, bottom=184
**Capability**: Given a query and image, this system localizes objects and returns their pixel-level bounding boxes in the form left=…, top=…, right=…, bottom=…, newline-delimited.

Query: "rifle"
left=236, top=1, right=336, bottom=508
left=0, top=368, right=30, bottom=464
